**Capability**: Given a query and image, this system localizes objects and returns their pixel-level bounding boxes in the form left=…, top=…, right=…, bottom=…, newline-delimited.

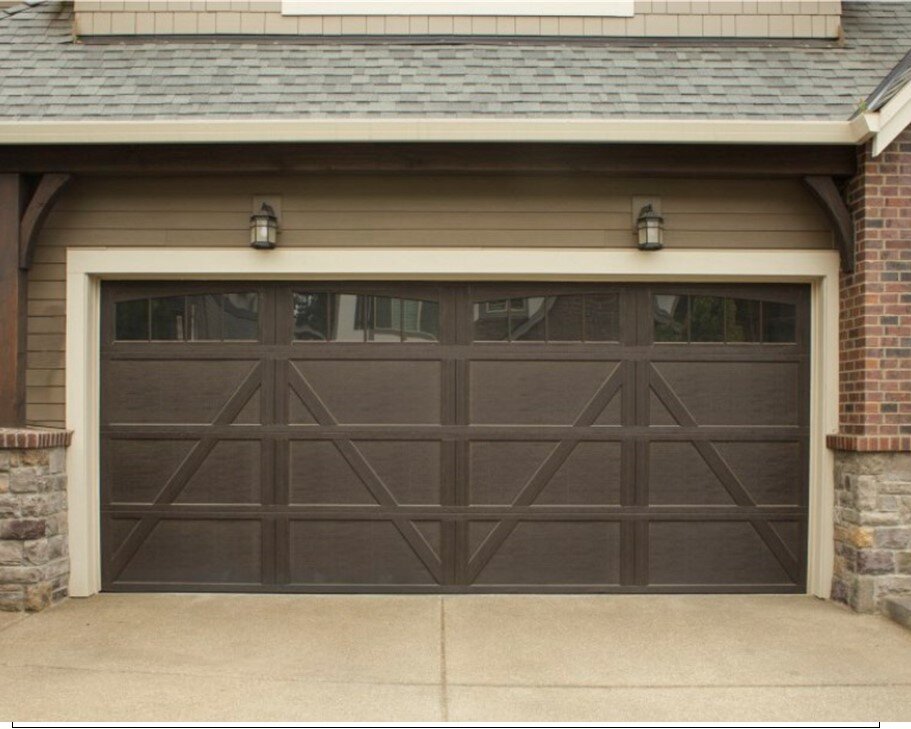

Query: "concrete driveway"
left=0, top=594, right=909, bottom=722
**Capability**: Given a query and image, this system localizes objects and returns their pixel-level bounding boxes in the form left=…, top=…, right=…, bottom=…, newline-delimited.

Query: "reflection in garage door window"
left=653, top=294, right=795, bottom=344
left=473, top=293, right=619, bottom=342
left=653, top=295, right=688, bottom=342
left=222, top=293, right=260, bottom=341
left=691, top=296, right=725, bottom=342
left=114, top=298, right=149, bottom=341
left=150, top=296, right=186, bottom=340
left=762, top=301, right=797, bottom=343
left=186, top=294, right=222, bottom=340
left=725, top=298, right=762, bottom=343
left=293, top=292, right=439, bottom=342
left=115, top=293, right=261, bottom=342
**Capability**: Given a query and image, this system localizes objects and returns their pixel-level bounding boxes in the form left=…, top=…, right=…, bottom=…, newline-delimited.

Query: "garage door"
left=101, top=282, right=809, bottom=593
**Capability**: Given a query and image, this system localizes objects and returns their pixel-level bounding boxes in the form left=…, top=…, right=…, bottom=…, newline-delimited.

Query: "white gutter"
left=870, top=79, right=911, bottom=156
left=0, top=117, right=871, bottom=145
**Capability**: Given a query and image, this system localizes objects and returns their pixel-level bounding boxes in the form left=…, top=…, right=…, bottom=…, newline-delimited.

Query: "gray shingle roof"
left=0, top=1, right=909, bottom=121
left=864, top=48, right=911, bottom=112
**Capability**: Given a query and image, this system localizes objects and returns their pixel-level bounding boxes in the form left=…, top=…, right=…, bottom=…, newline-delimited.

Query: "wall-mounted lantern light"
left=635, top=203, right=664, bottom=251
left=250, top=203, right=279, bottom=250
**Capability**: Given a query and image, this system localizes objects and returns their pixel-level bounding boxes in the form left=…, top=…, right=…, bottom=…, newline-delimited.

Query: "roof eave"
left=870, top=79, right=911, bottom=157
left=0, top=118, right=869, bottom=146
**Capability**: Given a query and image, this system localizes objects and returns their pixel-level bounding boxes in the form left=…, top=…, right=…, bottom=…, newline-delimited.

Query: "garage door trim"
left=63, top=247, right=840, bottom=598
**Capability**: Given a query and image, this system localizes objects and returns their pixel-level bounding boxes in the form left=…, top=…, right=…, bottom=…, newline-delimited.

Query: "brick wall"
left=831, top=129, right=911, bottom=453
left=830, top=127, right=911, bottom=612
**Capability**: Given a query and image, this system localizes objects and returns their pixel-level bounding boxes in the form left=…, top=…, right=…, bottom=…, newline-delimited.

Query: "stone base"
left=0, top=429, right=71, bottom=613
left=832, top=451, right=911, bottom=613
left=884, top=596, right=911, bottom=632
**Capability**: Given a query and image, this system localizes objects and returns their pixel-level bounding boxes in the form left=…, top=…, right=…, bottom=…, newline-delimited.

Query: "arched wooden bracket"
left=803, top=175, right=854, bottom=273
left=19, top=173, right=72, bottom=270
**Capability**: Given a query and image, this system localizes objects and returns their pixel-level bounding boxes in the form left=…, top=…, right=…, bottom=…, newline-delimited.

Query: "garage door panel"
left=470, top=361, right=620, bottom=425
left=289, top=389, right=319, bottom=425
left=769, top=520, right=804, bottom=562
left=648, top=521, right=794, bottom=586
left=648, top=442, right=735, bottom=506
left=413, top=520, right=443, bottom=561
left=292, top=360, right=442, bottom=425
left=108, top=439, right=195, bottom=504
left=112, top=519, right=263, bottom=586
left=173, top=440, right=262, bottom=505
left=473, top=521, right=621, bottom=586
left=469, top=441, right=558, bottom=505
left=649, top=391, right=680, bottom=426
left=104, top=359, right=261, bottom=425
left=714, top=442, right=803, bottom=506
left=593, top=390, right=623, bottom=426
left=289, top=441, right=379, bottom=506
left=107, top=517, right=141, bottom=555
left=231, top=393, right=262, bottom=425
left=352, top=440, right=442, bottom=506
left=534, top=442, right=623, bottom=506
left=652, top=361, right=800, bottom=426
left=469, top=521, right=498, bottom=559
left=287, top=520, right=441, bottom=586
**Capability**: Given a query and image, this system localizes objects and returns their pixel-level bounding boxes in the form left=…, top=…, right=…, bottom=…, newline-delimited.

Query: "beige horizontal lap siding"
left=25, top=173, right=833, bottom=427
left=73, top=1, right=842, bottom=38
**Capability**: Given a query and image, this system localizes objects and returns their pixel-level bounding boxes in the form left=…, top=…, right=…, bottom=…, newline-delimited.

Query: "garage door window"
left=293, top=292, right=440, bottom=342
left=473, top=293, right=619, bottom=342
left=115, top=293, right=260, bottom=342
left=653, top=294, right=795, bottom=344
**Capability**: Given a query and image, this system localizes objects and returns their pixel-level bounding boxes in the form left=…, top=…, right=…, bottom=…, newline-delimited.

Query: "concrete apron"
left=0, top=593, right=909, bottom=722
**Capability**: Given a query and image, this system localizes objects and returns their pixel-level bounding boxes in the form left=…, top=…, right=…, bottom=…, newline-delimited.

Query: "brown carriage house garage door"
left=101, top=282, right=810, bottom=593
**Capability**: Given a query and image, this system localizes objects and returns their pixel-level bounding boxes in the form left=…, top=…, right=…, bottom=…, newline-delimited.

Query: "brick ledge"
left=827, top=434, right=911, bottom=453
left=0, top=428, right=73, bottom=449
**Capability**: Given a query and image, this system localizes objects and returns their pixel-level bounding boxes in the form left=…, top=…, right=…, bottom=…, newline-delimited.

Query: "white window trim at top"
left=282, top=1, right=634, bottom=16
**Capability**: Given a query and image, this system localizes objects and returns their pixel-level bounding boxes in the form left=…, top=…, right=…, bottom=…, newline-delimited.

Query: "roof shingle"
left=0, top=1, right=908, bottom=121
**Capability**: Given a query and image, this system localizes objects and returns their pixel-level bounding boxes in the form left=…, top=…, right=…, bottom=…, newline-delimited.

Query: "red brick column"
left=828, top=128, right=911, bottom=612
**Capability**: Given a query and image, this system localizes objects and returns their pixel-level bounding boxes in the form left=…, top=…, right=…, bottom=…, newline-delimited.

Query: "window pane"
left=331, top=294, right=367, bottom=342
left=510, top=297, right=547, bottom=341
left=725, top=298, right=761, bottom=343
left=293, top=293, right=328, bottom=341
left=691, top=295, right=725, bottom=342
left=223, top=293, right=259, bottom=341
left=403, top=299, right=440, bottom=342
left=150, top=296, right=185, bottom=341
left=654, top=295, right=688, bottom=342
left=368, top=296, right=402, bottom=342
left=584, top=294, right=620, bottom=342
left=547, top=295, right=584, bottom=342
left=473, top=300, right=510, bottom=341
left=186, top=294, right=222, bottom=341
left=115, top=299, right=149, bottom=341
left=763, top=301, right=797, bottom=343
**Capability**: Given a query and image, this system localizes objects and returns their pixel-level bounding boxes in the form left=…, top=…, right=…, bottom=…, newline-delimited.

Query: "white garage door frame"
left=65, top=247, right=840, bottom=598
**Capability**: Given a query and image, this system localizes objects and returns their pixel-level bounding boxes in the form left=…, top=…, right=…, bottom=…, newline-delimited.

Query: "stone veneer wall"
left=833, top=453, right=911, bottom=611
left=73, top=0, right=843, bottom=38
left=829, top=127, right=911, bottom=612
left=0, top=429, right=71, bottom=612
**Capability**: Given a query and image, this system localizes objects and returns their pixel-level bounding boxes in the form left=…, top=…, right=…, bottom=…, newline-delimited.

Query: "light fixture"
left=635, top=203, right=664, bottom=251
left=250, top=203, right=278, bottom=250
